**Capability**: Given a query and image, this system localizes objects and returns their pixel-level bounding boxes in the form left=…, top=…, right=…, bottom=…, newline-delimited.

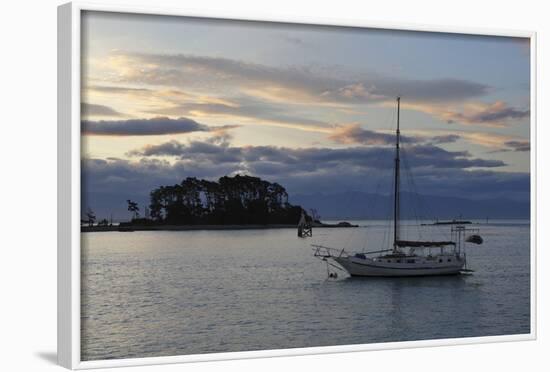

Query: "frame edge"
left=58, top=2, right=75, bottom=369
left=65, top=3, right=537, bottom=369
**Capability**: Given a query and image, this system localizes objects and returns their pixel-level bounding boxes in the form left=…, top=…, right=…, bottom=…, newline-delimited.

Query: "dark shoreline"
left=81, top=222, right=359, bottom=233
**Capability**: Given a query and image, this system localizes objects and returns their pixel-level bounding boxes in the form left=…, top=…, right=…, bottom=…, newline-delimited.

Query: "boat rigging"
left=313, top=97, right=483, bottom=277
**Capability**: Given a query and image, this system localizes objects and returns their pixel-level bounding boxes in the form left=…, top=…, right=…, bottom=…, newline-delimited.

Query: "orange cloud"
left=404, top=100, right=529, bottom=127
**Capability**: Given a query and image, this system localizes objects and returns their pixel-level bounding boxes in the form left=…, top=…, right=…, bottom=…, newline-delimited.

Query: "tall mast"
left=393, top=97, right=401, bottom=251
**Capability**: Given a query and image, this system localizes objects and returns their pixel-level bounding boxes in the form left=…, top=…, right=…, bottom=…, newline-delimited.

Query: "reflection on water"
left=81, top=220, right=530, bottom=361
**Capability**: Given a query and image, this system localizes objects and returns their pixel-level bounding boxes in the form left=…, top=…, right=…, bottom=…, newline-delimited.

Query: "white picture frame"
left=58, top=1, right=537, bottom=369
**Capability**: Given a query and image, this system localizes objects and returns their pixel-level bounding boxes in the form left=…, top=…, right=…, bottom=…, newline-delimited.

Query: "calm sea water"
left=81, top=219, right=531, bottom=361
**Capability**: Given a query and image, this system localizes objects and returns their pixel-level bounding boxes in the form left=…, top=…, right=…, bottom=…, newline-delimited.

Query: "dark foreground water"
left=81, top=219, right=530, bottom=361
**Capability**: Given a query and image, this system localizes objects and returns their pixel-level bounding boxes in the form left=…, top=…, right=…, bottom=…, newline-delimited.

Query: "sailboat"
left=313, top=97, right=482, bottom=277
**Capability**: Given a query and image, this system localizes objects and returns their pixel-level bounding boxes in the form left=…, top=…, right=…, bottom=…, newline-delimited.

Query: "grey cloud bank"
left=82, top=149, right=528, bottom=221
left=82, top=117, right=208, bottom=136
left=128, top=140, right=505, bottom=170
left=82, top=139, right=523, bottom=220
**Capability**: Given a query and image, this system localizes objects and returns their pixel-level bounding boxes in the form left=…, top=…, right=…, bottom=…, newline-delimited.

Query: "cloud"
left=408, top=130, right=530, bottom=153
left=504, top=140, right=530, bottom=152
left=82, top=157, right=187, bottom=197
left=409, top=100, right=530, bottom=127
left=128, top=139, right=505, bottom=171
left=400, top=145, right=504, bottom=169
left=84, top=85, right=195, bottom=103
left=81, top=102, right=124, bottom=118
left=83, top=135, right=526, bottom=220
left=91, top=52, right=532, bottom=132
left=81, top=117, right=209, bottom=136
left=321, top=79, right=488, bottom=106
left=207, top=125, right=241, bottom=145
left=429, top=134, right=461, bottom=144
left=102, top=51, right=489, bottom=107
left=328, top=125, right=464, bottom=147
left=148, top=98, right=330, bottom=132
left=446, top=101, right=529, bottom=126
left=127, top=141, right=188, bottom=157
left=84, top=85, right=153, bottom=95
left=328, top=124, right=417, bottom=145
left=82, top=145, right=524, bottom=221
left=450, top=131, right=530, bottom=153
left=86, top=82, right=330, bottom=134
left=328, top=124, right=384, bottom=145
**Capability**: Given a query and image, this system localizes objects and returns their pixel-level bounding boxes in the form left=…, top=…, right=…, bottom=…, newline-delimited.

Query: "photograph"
left=79, top=10, right=531, bottom=361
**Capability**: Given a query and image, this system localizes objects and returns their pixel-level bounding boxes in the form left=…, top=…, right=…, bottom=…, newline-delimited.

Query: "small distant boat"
left=313, top=97, right=482, bottom=277
left=421, top=219, right=472, bottom=226
left=297, top=210, right=312, bottom=238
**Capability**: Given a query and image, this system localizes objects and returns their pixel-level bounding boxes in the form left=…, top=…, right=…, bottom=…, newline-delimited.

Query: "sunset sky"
left=80, top=11, right=531, bottom=219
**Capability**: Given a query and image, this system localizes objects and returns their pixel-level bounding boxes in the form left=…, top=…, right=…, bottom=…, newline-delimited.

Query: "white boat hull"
left=334, top=255, right=465, bottom=277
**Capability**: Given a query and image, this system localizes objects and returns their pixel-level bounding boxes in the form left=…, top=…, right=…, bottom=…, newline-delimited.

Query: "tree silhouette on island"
left=126, top=200, right=140, bottom=219
left=122, top=175, right=308, bottom=226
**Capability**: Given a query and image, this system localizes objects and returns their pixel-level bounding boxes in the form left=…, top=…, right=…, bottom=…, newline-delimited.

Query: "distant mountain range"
left=84, top=190, right=530, bottom=223
left=290, top=191, right=530, bottom=220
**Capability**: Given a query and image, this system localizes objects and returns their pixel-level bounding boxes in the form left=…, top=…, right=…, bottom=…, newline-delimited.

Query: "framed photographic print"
left=58, top=1, right=536, bottom=369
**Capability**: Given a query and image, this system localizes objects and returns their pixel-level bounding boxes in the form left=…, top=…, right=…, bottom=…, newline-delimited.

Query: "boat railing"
left=311, top=244, right=349, bottom=259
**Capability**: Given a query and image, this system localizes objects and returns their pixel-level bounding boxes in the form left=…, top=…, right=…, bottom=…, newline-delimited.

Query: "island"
left=82, top=175, right=358, bottom=232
